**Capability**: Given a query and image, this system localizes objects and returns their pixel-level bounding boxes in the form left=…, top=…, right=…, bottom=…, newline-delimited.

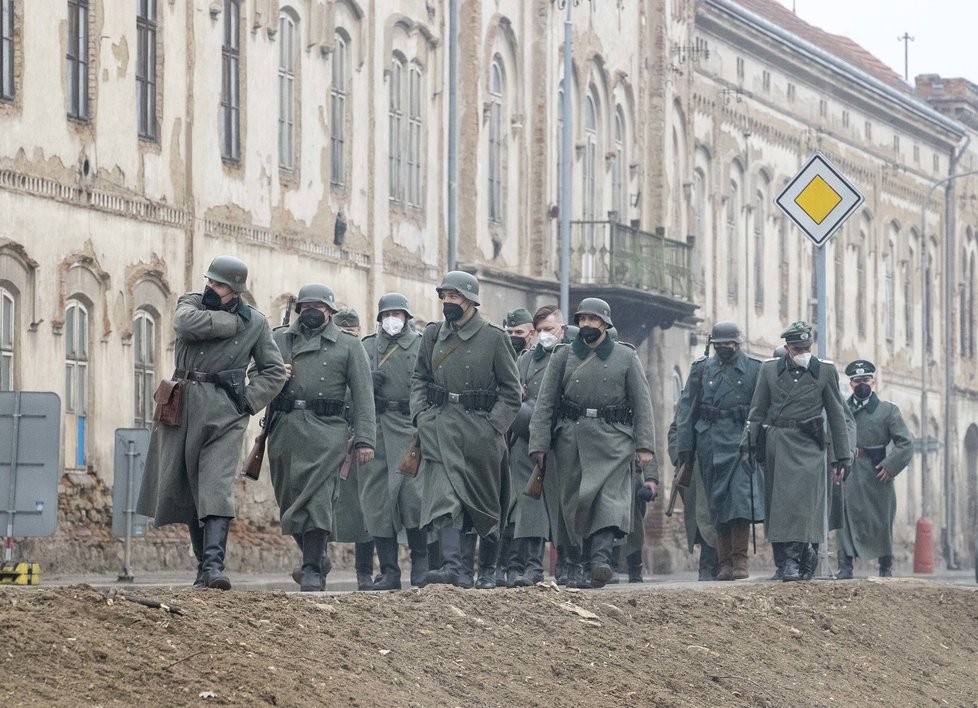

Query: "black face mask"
left=854, top=383, right=872, bottom=400
left=579, top=326, right=602, bottom=344
left=201, top=286, right=223, bottom=310
left=443, top=303, right=465, bottom=322
left=509, top=335, right=527, bottom=353
left=716, top=346, right=736, bottom=363
left=298, top=309, right=327, bottom=329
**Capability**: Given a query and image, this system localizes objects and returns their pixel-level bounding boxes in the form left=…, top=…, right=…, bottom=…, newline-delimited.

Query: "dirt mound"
left=1, top=580, right=976, bottom=706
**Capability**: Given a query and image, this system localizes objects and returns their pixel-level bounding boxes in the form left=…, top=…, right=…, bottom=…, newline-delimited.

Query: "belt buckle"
left=293, top=400, right=308, bottom=410
left=585, top=408, right=599, bottom=418
left=447, top=392, right=461, bottom=403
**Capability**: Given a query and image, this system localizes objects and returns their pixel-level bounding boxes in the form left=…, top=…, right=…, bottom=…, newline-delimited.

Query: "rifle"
left=523, top=456, right=546, bottom=500
left=338, top=436, right=356, bottom=480
left=241, top=295, right=295, bottom=480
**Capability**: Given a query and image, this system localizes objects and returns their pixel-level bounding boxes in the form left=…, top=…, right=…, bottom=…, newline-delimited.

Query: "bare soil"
left=1, top=580, right=976, bottom=707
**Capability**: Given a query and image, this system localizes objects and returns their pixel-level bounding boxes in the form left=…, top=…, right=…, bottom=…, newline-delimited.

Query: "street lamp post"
left=557, top=1, right=577, bottom=322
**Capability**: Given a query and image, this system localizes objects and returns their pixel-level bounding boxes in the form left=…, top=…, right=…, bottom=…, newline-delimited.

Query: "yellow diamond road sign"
left=776, top=152, right=863, bottom=246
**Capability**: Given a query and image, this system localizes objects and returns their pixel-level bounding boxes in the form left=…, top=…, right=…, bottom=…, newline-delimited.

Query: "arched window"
left=857, top=226, right=868, bottom=338
left=754, top=188, right=765, bottom=312
left=726, top=177, right=739, bottom=301
left=905, top=240, right=915, bottom=348
left=133, top=311, right=156, bottom=429
left=407, top=62, right=423, bottom=208
left=692, top=169, right=704, bottom=244
left=612, top=108, right=627, bottom=222
left=884, top=241, right=895, bottom=344
left=388, top=55, right=403, bottom=202
left=778, top=214, right=789, bottom=319
left=65, top=300, right=89, bottom=467
left=488, top=56, right=504, bottom=224
left=330, top=33, right=348, bottom=186
left=220, top=0, right=241, bottom=161
left=0, top=287, right=13, bottom=390
left=277, top=9, right=298, bottom=171
left=970, top=252, right=976, bottom=359
left=582, top=92, right=598, bottom=281
left=926, top=245, right=935, bottom=355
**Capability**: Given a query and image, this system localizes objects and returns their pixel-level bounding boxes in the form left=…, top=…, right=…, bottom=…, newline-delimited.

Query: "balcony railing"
left=569, top=220, right=692, bottom=301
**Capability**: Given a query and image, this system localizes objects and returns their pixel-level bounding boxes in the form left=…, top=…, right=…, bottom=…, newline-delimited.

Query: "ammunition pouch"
left=376, top=397, right=411, bottom=415
left=213, top=369, right=249, bottom=414
left=558, top=397, right=633, bottom=425
left=699, top=403, right=748, bottom=424
left=426, top=384, right=497, bottom=412
left=509, top=398, right=535, bottom=441
left=772, top=415, right=824, bottom=449
left=271, top=396, right=346, bottom=417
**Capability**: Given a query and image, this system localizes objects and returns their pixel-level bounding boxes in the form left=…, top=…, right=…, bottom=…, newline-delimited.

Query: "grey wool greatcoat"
left=358, top=328, right=424, bottom=537
left=675, top=351, right=764, bottom=527
left=410, top=312, right=521, bottom=540
left=264, top=319, right=375, bottom=537
left=137, top=293, right=287, bottom=525
left=745, top=355, right=850, bottom=544
left=837, top=393, right=913, bottom=558
left=528, top=334, right=656, bottom=546
left=667, top=417, right=717, bottom=551
left=508, top=346, right=555, bottom=540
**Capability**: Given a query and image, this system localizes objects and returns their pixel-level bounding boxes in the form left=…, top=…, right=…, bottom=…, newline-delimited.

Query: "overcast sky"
left=773, top=0, right=977, bottom=84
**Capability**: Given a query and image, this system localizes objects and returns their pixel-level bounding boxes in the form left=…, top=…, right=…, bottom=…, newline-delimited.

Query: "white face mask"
left=792, top=352, right=812, bottom=368
left=537, top=331, right=559, bottom=351
left=381, top=316, right=404, bottom=336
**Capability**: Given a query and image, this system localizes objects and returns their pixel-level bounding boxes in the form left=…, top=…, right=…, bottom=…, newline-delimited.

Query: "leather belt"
left=855, top=447, right=885, bottom=458
left=377, top=399, right=410, bottom=413
left=173, top=368, right=217, bottom=384
left=771, top=417, right=800, bottom=428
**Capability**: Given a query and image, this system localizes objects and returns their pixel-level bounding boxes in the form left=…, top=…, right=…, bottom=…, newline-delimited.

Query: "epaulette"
left=616, top=340, right=636, bottom=350
left=340, top=329, right=356, bottom=337
left=249, top=306, right=267, bottom=318
left=746, top=355, right=764, bottom=363
left=487, top=321, right=506, bottom=332
left=690, top=355, right=708, bottom=366
left=272, top=324, right=290, bottom=332
left=764, top=357, right=779, bottom=362
left=362, top=333, right=377, bottom=341
left=820, top=358, right=835, bottom=365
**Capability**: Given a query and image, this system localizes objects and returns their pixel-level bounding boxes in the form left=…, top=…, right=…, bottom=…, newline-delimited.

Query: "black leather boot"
left=406, top=527, right=429, bottom=587
left=504, top=537, right=523, bottom=588
left=626, top=550, right=644, bottom=583
left=494, top=535, right=511, bottom=587
left=371, top=537, right=402, bottom=590
left=698, top=542, right=718, bottom=581
left=425, top=526, right=462, bottom=586
left=457, top=533, right=476, bottom=588
left=554, top=545, right=569, bottom=585
left=589, top=528, right=616, bottom=589
left=565, top=545, right=584, bottom=588
left=781, top=542, right=802, bottom=582
left=427, top=539, right=442, bottom=571
left=607, top=545, right=622, bottom=585
left=878, top=555, right=893, bottom=577
left=201, top=516, right=232, bottom=590
left=836, top=552, right=854, bottom=579
left=292, top=534, right=331, bottom=587
left=799, top=543, right=818, bottom=581
left=188, top=521, right=205, bottom=588
left=575, top=538, right=593, bottom=589
left=475, top=536, right=499, bottom=590
left=771, top=542, right=786, bottom=581
left=355, top=541, right=375, bottom=591
left=299, top=528, right=327, bottom=592
left=514, top=538, right=545, bottom=586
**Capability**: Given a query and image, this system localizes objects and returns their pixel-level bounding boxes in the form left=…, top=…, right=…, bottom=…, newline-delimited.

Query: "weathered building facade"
left=0, top=0, right=974, bottom=573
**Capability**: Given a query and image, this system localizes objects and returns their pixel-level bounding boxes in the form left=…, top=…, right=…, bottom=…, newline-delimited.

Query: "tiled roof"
left=733, top=0, right=910, bottom=94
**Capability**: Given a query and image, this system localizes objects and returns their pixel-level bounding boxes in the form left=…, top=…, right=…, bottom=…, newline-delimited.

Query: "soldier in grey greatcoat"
left=835, top=360, right=913, bottom=578
left=359, top=293, right=428, bottom=589
left=744, top=321, right=851, bottom=582
left=667, top=416, right=719, bottom=581
left=137, top=256, right=287, bottom=590
left=528, top=298, right=657, bottom=589
left=265, top=289, right=375, bottom=592
left=675, top=321, right=763, bottom=581
left=410, top=271, right=522, bottom=588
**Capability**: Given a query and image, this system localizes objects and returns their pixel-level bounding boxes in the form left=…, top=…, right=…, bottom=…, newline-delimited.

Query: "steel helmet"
left=294, top=283, right=338, bottom=313
left=203, top=255, right=248, bottom=293
left=710, top=321, right=743, bottom=345
left=436, top=271, right=481, bottom=306
left=573, top=298, right=613, bottom=327
left=376, top=292, right=414, bottom=322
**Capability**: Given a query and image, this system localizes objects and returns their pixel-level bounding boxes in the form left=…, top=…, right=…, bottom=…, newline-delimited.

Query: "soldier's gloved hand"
left=677, top=451, right=693, bottom=469
left=371, top=370, right=386, bottom=388
left=530, top=451, right=546, bottom=469
left=833, top=460, right=852, bottom=483
left=637, top=481, right=658, bottom=503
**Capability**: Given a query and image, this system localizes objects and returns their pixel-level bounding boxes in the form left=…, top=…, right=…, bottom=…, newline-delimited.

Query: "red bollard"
left=913, top=517, right=934, bottom=574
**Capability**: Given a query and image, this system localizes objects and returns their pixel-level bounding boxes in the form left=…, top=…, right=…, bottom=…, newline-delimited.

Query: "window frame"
left=64, top=300, right=89, bottom=416
left=1, top=0, right=14, bottom=101
left=488, top=56, right=504, bottom=225
left=388, top=56, right=403, bottom=202
left=612, top=108, right=627, bottom=223
left=66, top=0, right=89, bottom=120
left=136, top=0, right=157, bottom=140
left=330, top=32, right=348, bottom=187
left=406, top=61, right=423, bottom=209
left=220, top=0, right=241, bottom=162
left=133, top=311, right=156, bottom=429
left=0, top=287, right=14, bottom=391
left=277, top=10, right=297, bottom=172
left=726, top=179, right=739, bottom=301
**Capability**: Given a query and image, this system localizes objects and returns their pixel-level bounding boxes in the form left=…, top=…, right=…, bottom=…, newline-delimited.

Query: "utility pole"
left=447, top=0, right=459, bottom=270
left=558, top=1, right=576, bottom=321
left=897, top=33, right=914, bottom=82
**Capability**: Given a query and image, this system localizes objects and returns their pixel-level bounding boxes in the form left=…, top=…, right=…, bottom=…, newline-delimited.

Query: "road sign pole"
left=816, top=243, right=832, bottom=579
left=119, top=439, right=137, bottom=582
left=3, top=392, right=22, bottom=564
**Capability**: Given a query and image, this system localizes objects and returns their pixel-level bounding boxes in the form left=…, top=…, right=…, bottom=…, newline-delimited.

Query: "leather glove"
left=371, top=370, right=386, bottom=388
left=836, top=459, right=852, bottom=481
left=677, top=451, right=693, bottom=469
left=637, top=481, right=658, bottom=503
